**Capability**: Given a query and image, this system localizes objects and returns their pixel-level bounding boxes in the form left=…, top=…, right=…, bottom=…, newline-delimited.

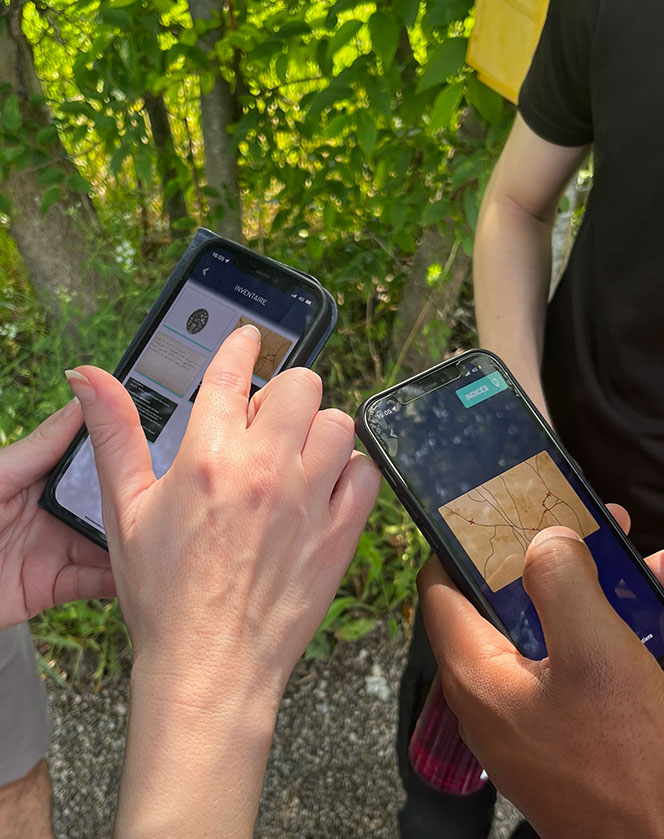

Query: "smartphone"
left=42, top=234, right=336, bottom=548
left=356, top=349, right=664, bottom=663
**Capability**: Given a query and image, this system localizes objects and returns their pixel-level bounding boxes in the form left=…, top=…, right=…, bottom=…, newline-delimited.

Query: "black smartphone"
left=356, top=349, right=664, bottom=663
left=42, top=235, right=337, bottom=548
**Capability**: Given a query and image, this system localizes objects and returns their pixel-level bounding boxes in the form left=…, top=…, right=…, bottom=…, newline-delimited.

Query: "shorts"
left=0, top=623, right=51, bottom=786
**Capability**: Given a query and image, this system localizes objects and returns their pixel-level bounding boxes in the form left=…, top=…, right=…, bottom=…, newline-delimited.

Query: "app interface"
left=55, top=245, right=318, bottom=535
left=368, top=356, right=664, bottom=660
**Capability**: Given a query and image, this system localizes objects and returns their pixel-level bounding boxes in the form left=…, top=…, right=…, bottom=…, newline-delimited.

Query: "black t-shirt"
left=518, top=0, right=664, bottom=554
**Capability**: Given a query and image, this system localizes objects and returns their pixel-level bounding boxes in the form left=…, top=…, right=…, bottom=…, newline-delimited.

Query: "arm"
left=65, top=326, right=380, bottom=838
left=473, top=114, right=589, bottom=419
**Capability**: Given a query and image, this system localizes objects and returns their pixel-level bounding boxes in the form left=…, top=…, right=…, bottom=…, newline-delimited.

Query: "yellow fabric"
left=466, top=0, right=550, bottom=104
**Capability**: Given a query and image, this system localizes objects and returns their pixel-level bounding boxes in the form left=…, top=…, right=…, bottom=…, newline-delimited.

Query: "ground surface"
left=47, top=621, right=521, bottom=838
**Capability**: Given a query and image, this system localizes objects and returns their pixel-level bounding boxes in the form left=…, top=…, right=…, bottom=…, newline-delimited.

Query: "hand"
left=66, top=324, right=379, bottom=689
left=0, top=399, right=115, bottom=629
left=418, top=512, right=664, bottom=839
left=66, top=325, right=381, bottom=837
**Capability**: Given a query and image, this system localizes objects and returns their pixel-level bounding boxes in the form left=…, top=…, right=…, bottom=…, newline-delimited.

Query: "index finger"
left=185, top=325, right=261, bottom=441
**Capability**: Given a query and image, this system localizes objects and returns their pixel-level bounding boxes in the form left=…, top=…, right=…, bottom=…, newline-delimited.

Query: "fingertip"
left=606, top=502, right=630, bottom=535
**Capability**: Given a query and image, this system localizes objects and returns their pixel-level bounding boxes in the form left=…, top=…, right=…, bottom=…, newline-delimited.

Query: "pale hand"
left=0, top=399, right=115, bottom=630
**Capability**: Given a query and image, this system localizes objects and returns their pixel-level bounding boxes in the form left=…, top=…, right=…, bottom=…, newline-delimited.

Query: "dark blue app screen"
left=367, top=354, right=664, bottom=661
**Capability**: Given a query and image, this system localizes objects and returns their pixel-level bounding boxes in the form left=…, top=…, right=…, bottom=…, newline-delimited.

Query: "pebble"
left=46, top=621, right=522, bottom=839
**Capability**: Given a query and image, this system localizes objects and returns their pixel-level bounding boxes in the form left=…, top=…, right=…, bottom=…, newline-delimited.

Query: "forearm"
left=473, top=194, right=553, bottom=418
left=114, top=653, right=280, bottom=838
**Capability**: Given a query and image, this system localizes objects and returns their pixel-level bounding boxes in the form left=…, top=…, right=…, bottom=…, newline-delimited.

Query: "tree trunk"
left=144, top=92, right=189, bottom=239
left=188, top=0, right=243, bottom=242
left=389, top=226, right=471, bottom=378
left=0, top=2, right=105, bottom=316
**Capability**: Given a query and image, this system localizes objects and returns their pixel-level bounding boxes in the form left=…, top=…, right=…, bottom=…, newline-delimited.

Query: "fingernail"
left=530, top=526, right=583, bottom=548
left=65, top=370, right=95, bottom=404
left=61, top=396, right=81, bottom=418
left=238, top=324, right=261, bottom=342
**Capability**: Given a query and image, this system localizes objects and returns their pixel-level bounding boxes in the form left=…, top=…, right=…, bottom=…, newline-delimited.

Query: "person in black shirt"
left=398, top=0, right=664, bottom=835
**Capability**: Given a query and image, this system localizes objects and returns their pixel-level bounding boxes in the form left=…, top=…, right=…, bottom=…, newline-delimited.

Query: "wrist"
left=115, top=653, right=281, bottom=838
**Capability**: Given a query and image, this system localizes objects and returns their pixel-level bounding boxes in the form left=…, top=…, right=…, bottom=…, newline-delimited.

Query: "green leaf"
left=395, top=0, right=420, bottom=27
left=249, top=39, right=284, bottom=63
left=29, top=93, right=47, bottom=108
left=364, top=74, right=391, bottom=116
left=0, top=192, right=11, bottom=215
left=276, top=20, right=310, bottom=39
left=323, top=112, right=351, bottom=141
left=164, top=239, right=188, bottom=260
left=180, top=28, right=198, bottom=47
left=36, top=125, right=59, bottom=146
left=100, top=8, right=132, bottom=28
left=60, top=100, right=96, bottom=119
left=110, top=143, right=130, bottom=175
left=37, top=166, right=65, bottom=186
left=465, top=75, right=504, bottom=124
left=135, top=150, right=152, bottom=185
left=356, top=109, right=377, bottom=157
left=426, top=0, right=473, bottom=28
left=368, top=12, right=400, bottom=70
left=421, top=197, right=452, bottom=226
left=108, top=0, right=140, bottom=7
left=90, top=31, right=116, bottom=56
left=171, top=216, right=196, bottom=230
left=1, top=144, right=24, bottom=164
left=40, top=185, right=62, bottom=215
left=316, top=38, right=333, bottom=76
left=463, top=189, right=479, bottom=230
left=306, top=236, right=323, bottom=260
left=416, top=38, right=467, bottom=93
left=335, top=617, right=376, bottom=641
left=67, top=173, right=91, bottom=193
left=327, top=19, right=363, bottom=61
left=2, top=95, right=21, bottom=132
left=303, top=83, right=353, bottom=131
left=429, top=81, right=463, bottom=131
left=275, top=52, right=289, bottom=84
left=323, top=202, right=337, bottom=232
left=394, top=228, right=416, bottom=253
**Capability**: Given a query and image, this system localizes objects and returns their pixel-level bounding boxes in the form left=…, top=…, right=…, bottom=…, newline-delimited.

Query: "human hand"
left=66, top=324, right=381, bottom=698
left=0, top=399, right=115, bottom=629
left=418, top=513, right=664, bottom=839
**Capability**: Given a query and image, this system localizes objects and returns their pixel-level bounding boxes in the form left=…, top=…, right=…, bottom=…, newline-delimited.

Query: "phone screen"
left=366, top=352, right=664, bottom=661
left=54, top=243, right=323, bottom=537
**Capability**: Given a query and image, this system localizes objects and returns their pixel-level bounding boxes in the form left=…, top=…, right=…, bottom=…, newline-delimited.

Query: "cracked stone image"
left=439, top=450, right=599, bottom=591
left=186, top=308, right=209, bottom=334
left=235, top=316, right=293, bottom=380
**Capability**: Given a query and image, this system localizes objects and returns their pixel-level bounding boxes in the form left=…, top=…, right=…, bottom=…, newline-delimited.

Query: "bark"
left=390, top=226, right=471, bottom=377
left=0, top=2, right=106, bottom=316
left=144, top=92, right=189, bottom=239
left=188, top=0, right=243, bottom=242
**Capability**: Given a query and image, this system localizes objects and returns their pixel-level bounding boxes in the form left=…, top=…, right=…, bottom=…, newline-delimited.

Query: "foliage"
left=0, top=0, right=514, bottom=682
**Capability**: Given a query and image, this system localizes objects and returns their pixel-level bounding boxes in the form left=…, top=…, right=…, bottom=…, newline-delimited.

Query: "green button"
left=456, top=372, right=508, bottom=408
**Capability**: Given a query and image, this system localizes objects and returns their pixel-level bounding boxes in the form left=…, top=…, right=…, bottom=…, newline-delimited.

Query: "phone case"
left=355, top=349, right=664, bottom=660
left=40, top=228, right=338, bottom=547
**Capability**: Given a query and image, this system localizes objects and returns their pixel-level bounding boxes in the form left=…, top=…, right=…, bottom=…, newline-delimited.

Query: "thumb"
left=0, top=397, right=83, bottom=498
left=523, top=527, right=640, bottom=673
left=65, top=367, right=155, bottom=534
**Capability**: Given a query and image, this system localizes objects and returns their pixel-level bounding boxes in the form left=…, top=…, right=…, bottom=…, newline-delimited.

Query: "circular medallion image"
left=186, top=308, right=209, bottom=334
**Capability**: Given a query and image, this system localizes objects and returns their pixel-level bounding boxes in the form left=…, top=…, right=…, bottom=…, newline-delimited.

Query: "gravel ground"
left=48, top=622, right=521, bottom=838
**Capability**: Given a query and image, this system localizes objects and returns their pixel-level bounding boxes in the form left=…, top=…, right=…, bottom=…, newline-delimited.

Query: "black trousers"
left=397, top=608, right=539, bottom=839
